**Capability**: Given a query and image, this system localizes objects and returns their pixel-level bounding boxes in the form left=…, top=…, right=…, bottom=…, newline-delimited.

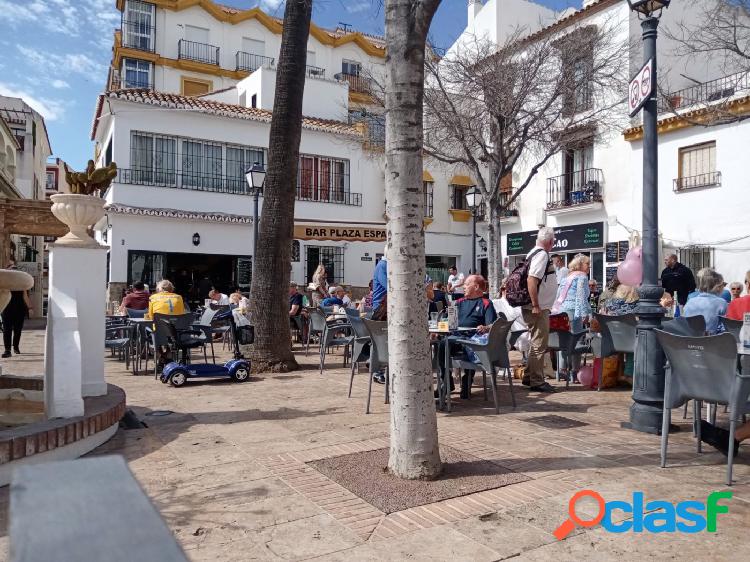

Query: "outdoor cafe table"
left=430, top=326, right=478, bottom=412
left=127, top=317, right=153, bottom=374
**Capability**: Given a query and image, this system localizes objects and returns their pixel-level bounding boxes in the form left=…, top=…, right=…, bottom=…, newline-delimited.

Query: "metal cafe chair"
left=720, top=316, right=742, bottom=343
left=363, top=319, right=388, bottom=414
left=591, top=313, right=637, bottom=391
left=654, top=330, right=750, bottom=486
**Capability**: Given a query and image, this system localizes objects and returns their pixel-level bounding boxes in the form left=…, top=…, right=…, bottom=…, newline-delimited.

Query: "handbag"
left=549, top=313, right=571, bottom=331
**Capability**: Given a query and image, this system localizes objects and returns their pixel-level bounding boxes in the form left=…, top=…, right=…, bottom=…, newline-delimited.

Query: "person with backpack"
left=506, top=227, right=558, bottom=393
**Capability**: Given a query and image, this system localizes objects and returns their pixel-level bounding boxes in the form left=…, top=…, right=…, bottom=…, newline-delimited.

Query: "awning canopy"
left=450, top=174, right=475, bottom=187
left=422, top=170, right=434, bottom=182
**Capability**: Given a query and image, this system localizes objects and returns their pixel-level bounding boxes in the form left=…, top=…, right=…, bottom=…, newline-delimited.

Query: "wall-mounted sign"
left=361, top=256, right=373, bottom=262
left=506, top=222, right=605, bottom=256
left=294, top=224, right=386, bottom=243
left=606, top=240, right=630, bottom=263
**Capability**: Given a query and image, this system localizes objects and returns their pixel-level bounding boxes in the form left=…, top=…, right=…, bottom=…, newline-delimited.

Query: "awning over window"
left=422, top=170, right=434, bottom=182
left=450, top=174, right=475, bottom=186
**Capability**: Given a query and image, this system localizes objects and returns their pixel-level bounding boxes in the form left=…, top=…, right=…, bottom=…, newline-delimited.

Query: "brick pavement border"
left=257, top=434, right=579, bottom=542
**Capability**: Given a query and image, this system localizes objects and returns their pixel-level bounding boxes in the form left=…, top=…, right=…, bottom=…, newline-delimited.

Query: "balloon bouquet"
left=578, top=247, right=643, bottom=389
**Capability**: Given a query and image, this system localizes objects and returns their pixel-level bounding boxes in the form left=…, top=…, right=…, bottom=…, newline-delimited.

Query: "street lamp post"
left=245, top=162, right=266, bottom=283
left=625, top=0, right=670, bottom=434
left=465, top=187, right=482, bottom=274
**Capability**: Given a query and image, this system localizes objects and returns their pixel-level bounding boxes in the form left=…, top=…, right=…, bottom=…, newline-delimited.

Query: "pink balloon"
left=617, top=246, right=643, bottom=286
left=578, top=364, right=595, bottom=388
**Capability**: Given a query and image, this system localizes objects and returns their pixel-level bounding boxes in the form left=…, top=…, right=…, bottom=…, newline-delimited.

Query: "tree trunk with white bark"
left=385, top=0, right=442, bottom=480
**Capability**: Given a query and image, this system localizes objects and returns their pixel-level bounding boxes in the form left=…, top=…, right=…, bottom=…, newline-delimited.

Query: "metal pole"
left=471, top=209, right=477, bottom=275
left=624, top=16, right=667, bottom=435
left=252, top=190, right=259, bottom=283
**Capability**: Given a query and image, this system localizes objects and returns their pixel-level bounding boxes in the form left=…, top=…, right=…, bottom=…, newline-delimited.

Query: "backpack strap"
left=526, top=248, right=552, bottom=281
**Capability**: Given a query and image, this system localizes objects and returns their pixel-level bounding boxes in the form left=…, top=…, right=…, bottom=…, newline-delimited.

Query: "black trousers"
left=2, top=310, right=25, bottom=351
left=437, top=338, right=474, bottom=394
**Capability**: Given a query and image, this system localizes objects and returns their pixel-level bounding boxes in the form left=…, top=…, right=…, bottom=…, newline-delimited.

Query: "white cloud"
left=17, top=46, right=107, bottom=77
left=51, top=79, right=70, bottom=89
left=0, top=83, right=65, bottom=121
left=346, top=1, right=370, bottom=14
left=259, top=0, right=285, bottom=11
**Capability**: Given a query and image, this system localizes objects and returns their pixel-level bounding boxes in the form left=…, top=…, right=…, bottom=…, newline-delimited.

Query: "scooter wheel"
left=170, top=370, right=187, bottom=387
left=233, top=366, right=250, bottom=382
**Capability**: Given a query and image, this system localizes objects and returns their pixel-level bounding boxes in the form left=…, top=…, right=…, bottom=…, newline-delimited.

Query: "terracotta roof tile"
left=91, top=89, right=362, bottom=140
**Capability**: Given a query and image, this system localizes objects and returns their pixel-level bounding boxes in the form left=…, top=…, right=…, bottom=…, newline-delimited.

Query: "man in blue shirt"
left=371, top=255, right=388, bottom=310
left=320, top=286, right=344, bottom=308
left=437, top=274, right=497, bottom=399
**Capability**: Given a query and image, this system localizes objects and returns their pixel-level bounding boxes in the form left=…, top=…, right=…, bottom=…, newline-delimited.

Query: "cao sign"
left=629, top=58, right=654, bottom=117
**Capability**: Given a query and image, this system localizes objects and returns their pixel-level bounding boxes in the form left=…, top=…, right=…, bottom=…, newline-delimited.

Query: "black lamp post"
left=625, top=0, right=671, bottom=434
left=245, top=162, right=266, bottom=281
left=465, top=187, right=482, bottom=275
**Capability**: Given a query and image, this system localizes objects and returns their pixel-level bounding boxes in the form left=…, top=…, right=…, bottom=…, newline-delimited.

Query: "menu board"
left=605, top=242, right=619, bottom=263
left=618, top=240, right=630, bottom=259
left=606, top=266, right=618, bottom=283
left=236, top=257, right=253, bottom=290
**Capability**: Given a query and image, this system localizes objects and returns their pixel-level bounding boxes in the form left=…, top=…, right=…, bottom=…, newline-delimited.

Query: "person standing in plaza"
left=447, top=266, right=465, bottom=297
left=1, top=262, right=32, bottom=357
left=660, top=253, right=696, bottom=307
left=310, top=264, right=328, bottom=307
left=521, top=227, right=558, bottom=393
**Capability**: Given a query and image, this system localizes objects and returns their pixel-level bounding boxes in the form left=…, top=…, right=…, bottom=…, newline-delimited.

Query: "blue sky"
left=0, top=0, right=580, bottom=169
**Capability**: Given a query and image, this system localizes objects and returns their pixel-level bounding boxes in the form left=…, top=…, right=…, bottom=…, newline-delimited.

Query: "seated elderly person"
left=436, top=274, right=497, bottom=400
left=320, top=286, right=345, bottom=308
left=682, top=267, right=728, bottom=334
left=209, top=288, right=230, bottom=306
left=289, top=282, right=303, bottom=317
left=146, top=280, right=185, bottom=319
left=120, top=281, right=149, bottom=313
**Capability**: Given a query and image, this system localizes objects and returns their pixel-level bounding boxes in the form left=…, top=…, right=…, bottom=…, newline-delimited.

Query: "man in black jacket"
left=660, top=253, right=696, bottom=306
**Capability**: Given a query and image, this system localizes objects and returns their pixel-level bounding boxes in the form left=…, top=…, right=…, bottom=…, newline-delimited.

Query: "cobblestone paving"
left=0, top=327, right=748, bottom=561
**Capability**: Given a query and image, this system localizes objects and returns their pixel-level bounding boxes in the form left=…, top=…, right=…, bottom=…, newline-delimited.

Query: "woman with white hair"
left=682, top=267, right=728, bottom=334
left=551, top=254, right=592, bottom=332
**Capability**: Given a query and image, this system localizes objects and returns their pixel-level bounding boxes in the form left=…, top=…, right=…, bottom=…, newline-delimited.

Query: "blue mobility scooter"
left=160, top=307, right=253, bottom=387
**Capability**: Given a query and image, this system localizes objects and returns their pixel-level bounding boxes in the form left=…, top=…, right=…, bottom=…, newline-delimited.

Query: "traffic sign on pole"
left=628, top=58, right=654, bottom=117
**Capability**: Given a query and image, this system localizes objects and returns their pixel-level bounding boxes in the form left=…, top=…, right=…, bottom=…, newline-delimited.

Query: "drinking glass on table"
left=430, top=312, right=438, bottom=328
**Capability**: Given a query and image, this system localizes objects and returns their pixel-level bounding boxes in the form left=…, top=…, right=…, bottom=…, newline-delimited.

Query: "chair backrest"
left=479, top=319, right=514, bottom=369
left=125, top=307, right=147, bottom=319
left=654, top=330, right=741, bottom=408
left=348, top=313, right=370, bottom=339
left=157, top=318, right=179, bottom=345
left=151, top=314, right=174, bottom=347
left=594, top=313, right=637, bottom=356
left=319, top=305, right=334, bottom=315
left=661, top=316, right=706, bottom=337
left=344, top=308, right=360, bottom=319
left=307, top=308, right=327, bottom=332
left=720, top=316, right=742, bottom=342
left=363, top=319, right=388, bottom=371
left=435, top=301, right=444, bottom=313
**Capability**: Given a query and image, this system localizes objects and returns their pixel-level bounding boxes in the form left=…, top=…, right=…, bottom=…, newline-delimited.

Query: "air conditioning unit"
left=536, top=208, right=546, bottom=227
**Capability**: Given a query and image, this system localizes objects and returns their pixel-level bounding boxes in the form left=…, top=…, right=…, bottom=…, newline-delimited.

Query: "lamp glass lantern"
left=627, top=0, right=670, bottom=17
left=465, top=187, right=482, bottom=210
left=245, top=162, right=266, bottom=194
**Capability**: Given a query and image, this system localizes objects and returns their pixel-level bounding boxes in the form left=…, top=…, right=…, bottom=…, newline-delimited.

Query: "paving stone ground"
left=0, top=326, right=748, bottom=561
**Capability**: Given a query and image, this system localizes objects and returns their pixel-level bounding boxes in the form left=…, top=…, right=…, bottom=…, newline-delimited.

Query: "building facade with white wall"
left=0, top=96, right=52, bottom=316
left=445, top=0, right=750, bottom=289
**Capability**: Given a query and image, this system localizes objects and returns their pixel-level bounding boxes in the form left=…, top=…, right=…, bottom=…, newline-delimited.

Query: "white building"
left=446, top=0, right=750, bottom=288
left=0, top=96, right=52, bottom=315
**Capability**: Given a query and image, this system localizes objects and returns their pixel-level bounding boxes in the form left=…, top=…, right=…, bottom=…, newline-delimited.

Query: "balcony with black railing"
left=334, top=72, right=371, bottom=94
left=116, top=168, right=361, bottom=205
left=178, top=39, right=220, bottom=65
left=546, top=168, right=603, bottom=210
left=499, top=191, right=519, bottom=219
left=235, top=51, right=275, bottom=73
left=673, top=171, right=722, bottom=192
left=306, top=65, right=326, bottom=79
left=121, top=21, right=155, bottom=52
left=659, top=71, right=750, bottom=114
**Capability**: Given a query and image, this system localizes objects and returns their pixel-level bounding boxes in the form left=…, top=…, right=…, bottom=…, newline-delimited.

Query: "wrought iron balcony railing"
left=178, top=39, right=220, bottom=65
left=117, top=168, right=361, bottom=205
left=659, top=71, right=750, bottom=113
left=673, top=171, right=722, bottom=192
left=334, top=72, right=371, bottom=94
left=498, top=191, right=519, bottom=218
left=235, top=51, right=275, bottom=73
left=306, top=65, right=326, bottom=79
left=121, top=21, right=155, bottom=52
left=546, top=168, right=603, bottom=210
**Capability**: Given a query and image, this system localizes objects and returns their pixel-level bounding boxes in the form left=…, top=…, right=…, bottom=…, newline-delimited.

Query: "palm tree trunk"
left=385, top=0, right=442, bottom=480
left=247, top=0, right=312, bottom=372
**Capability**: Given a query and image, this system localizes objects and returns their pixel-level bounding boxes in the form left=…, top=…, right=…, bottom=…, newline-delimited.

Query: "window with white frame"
left=677, top=141, right=719, bottom=191
left=123, top=0, right=155, bottom=51
left=342, top=60, right=361, bottom=76
left=298, top=155, right=349, bottom=203
left=122, top=58, right=152, bottom=88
